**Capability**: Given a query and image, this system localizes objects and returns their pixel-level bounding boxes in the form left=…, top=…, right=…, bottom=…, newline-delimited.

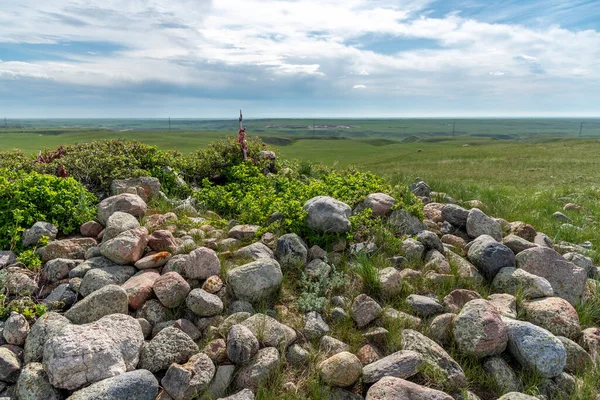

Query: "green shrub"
left=194, top=161, right=423, bottom=241
left=0, top=169, right=97, bottom=249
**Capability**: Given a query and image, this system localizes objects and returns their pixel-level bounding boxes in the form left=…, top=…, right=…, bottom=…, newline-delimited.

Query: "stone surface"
left=122, top=269, right=160, bottom=309
left=428, top=313, right=455, bottom=346
left=442, top=289, right=482, bottom=313
left=4, top=271, right=38, bottom=295
left=97, top=193, right=147, bottom=225
left=442, top=204, right=469, bottom=227
left=0, top=251, right=17, bottom=268
left=227, top=324, right=259, bottom=364
left=406, top=294, right=444, bottom=317
left=516, top=247, right=586, bottom=305
left=488, top=293, right=517, bottom=319
left=187, top=288, right=224, bottom=316
left=502, top=234, right=538, bottom=254
left=148, top=230, right=178, bottom=253
left=276, top=233, right=308, bottom=268
left=65, top=284, right=129, bottom=324
left=227, top=259, right=283, bottom=301
left=497, top=394, right=538, bottom=400
left=41, top=238, right=97, bottom=262
left=79, top=264, right=136, bottom=297
left=240, top=314, right=297, bottom=348
left=303, top=196, right=352, bottom=233
left=135, top=251, right=172, bottom=269
left=357, top=343, right=383, bottom=366
left=3, top=312, right=30, bottom=346
left=43, top=314, right=144, bottom=390
left=44, top=283, right=78, bottom=310
left=136, top=299, right=170, bottom=326
left=482, top=357, right=521, bottom=394
left=320, top=335, right=350, bottom=356
left=378, top=267, right=403, bottom=296
left=362, top=350, right=424, bottom=383
left=103, top=211, right=140, bottom=242
left=351, top=294, right=382, bottom=328
left=234, top=242, right=275, bottom=261
left=110, top=176, right=161, bottom=201
left=492, top=267, right=554, bottom=299
left=520, top=297, right=581, bottom=340
left=23, top=221, right=58, bottom=247
left=305, top=259, right=331, bottom=279
left=556, top=336, right=592, bottom=374
left=303, top=311, right=330, bottom=340
left=24, top=312, right=70, bottom=363
left=185, top=247, right=221, bottom=279
left=154, top=272, right=191, bottom=308
left=467, top=208, right=502, bottom=241
left=234, top=347, right=280, bottom=391
left=161, top=353, right=216, bottom=400
left=44, top=258, right=79, bottom=283
left=389, top=209, right=427, bottom=235
left=357, top=193, right=396, bottom=217
left=80, top=221, right=103, bottom=238
left=0, top=347, right=22, bottom=383
left=139, top=326, right=199, bottom=372
left=228, top=224, right=260, bottom=241
left=319, top=351, right=362, bottom=387
left=100, top=227, right=148, bottom=265
left=218, top=389, right=255, bottom=400
left=467, top=235, right=515, bottom=280
left=453, top=299, right=508, bottom=358
left=68, top=369, right=158, bottom=400
left=417, top=230, right=444, bottom=253
left=366, top=377, right=453, bottom=400
left=401, top=329, right=466, bottom=386
left=16, top=362, right=62, bottom=400
left=503, top=318, right=566, bottom=378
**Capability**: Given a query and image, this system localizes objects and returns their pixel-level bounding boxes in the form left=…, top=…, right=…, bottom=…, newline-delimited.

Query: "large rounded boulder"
left=453, top=299, right=508, bottom=358
left=303, top=196, right=352, bottom=233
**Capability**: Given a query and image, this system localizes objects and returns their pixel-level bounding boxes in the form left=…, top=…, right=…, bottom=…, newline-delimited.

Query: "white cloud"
left=0, top=0, right=599, bottom=115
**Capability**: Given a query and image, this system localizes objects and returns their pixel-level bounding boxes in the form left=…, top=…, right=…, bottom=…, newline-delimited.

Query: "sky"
left=0, top=0, right=599, bottom=118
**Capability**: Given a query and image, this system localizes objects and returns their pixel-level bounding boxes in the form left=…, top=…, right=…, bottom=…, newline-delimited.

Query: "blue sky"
left=0, top=0, right=599, bottom=118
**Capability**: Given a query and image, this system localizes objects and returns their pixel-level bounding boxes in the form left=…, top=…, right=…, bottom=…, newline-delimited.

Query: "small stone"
left=406, top=294, right=443, bottom=318
left=16, top=362, right=62, bottom=400
left=227, top=324, right=259, bottom=364
left=467, top=208, right=502, bottom=241
left=227, top=259, right=283, bottom=302
left=68, top=369, right=158, bottom=400
left=154, top=272, right=191, bottom=308
left=442, top=289, right=482, bottom=313
left=203, top=275, right=224, bottom=293
left=22, top=221, right=58, bottom=247
left=467, top=235, right=515, bottom=280
left=378, top=267, right=403, bottom=297
left=557, top=336, right=593, bottom=374
left=0, top=347, right=22, bottom=383
left=520, top=297, right=581, bottom=340
left=240, top=314, right=297, bottom=348
left=187, top=288, right=224, bottom=317
left=276, top=233, right=308, bottom=268
left=80, top=221, right=104, bottom=237
left=135, top=251, right=172, bottom=269
left=351, top=294, right=382, bottom=328
left=428, top=313, right=455, bottom=346
left=304, top=196, right=352, bottom=233
left=286, top=343, right=309, bottom=365
left=357, top=343, right=383, bottom=366
left=488, top=293, right=517, bottom=319
left=3, top=312, right=30, bottom=346
left=453, top=299, right=507, bottom=358
left=139, top=326, right=199, bottom=373
left=303, top=311, right=330, bottom=340
left=319, top=351, right=362, bottom=387
left=228, top=225, right=260, bottom=241
left=100, top=227, right=148, bottom=265
left=148, top=230, right=178, bottom=253
left=122, top=269, right=160, bottom=310
left=483, top=356, right=521, bottom=394
left=161, top=353, right=216, bottom=400
left=320, top=335, right=350, bottom=356
left=362, top=350, right=424, bottom=383
left=185, top=247, right=221, bottom=279
left=366, top=376, right=453, bottom=400
left=234, top=347, right=280, bottom=391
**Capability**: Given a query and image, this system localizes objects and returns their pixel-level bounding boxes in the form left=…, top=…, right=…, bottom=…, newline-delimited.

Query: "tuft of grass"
left=352, top=252, right=383, bottom=298
left=575, top=281, right=600, bottom=329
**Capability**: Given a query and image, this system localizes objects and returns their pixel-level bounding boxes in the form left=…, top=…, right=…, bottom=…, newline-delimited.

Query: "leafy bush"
left=0, top=170, right=97, bottom=249
left=194, top=161, right=423, bottom=240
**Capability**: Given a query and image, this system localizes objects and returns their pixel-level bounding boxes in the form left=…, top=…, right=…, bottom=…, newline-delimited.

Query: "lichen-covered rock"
left=389, top=210, right=427, bottom=235
left=43, top=314, right=144, bottom=390
left=378, top=267, right=402, bottom=296
left=0, top=251, right=17, bottom=268
left=148, top=230, right=178, bottom=253
left=503, top=318, right=566, bottom=378
left=319, top=351, right=362, bottom=387
left=303, top=311, right=330, bottom=340
left=401, top=329, right=466, bottom=386
left=122, top=269, right=160, bottom=310
left=185, top=247, right=221, bottom=279
left=516, top=247, right=586, bottom=305
left=227, top=324, right=259, bottom=365
left=24, top=312, right=69, bottom=363
left=228, top=225, right=259, bottom=241
left=44, top=258, right=79, bottom=283
left=154, top=272, right=191, bottom=308
left=23, top=221, right=58, bottom=247
left=303, top=196, right=352, bottom=233
left=186, top=288, right=224, bottom=316
left=79, top=265, right=136, bottom=297
left=68, top=369, right=158, bottom=400
left=276, top=233, right=307, bottom=268
left=240, top=314, right=297, bottom=348
left=401, top=238, right=425, bottom=262
left=16, top=362, right=62, bottom=400
left=100, top=227, right=148, bottom=265
left=520, top=297, right=581, bottom=340
left=234, top=347, right=280, bottom=391
left=65, top=284, right=129, bottom=324
left=97, top=193, right=147, bottom=225
left=428, top=313, right=455, bottom=346
left=234, top=242, right=275, bottom=261
left=351, top=294, right=382, bottom=328
left=41, top=238, right=97, bottom=262
left=406, top=294, right=443, bottom=318
left=442, top=204, right=469, bottom=228
left=136, top=299, right=170, bottom=326
left=366, top=376, right=453, bottom=400
left=227, top=259, right=283, bottom=302
left=102, top=211, right=140, bottom=242
left=138, top=326, right=199, bottom=373
left=557, top=336, right=593, bottom=374
left=467, top=235, right=515, bottom=280
left=362, top=350, right=423, bottom=383
left=161, top=353, right=216, bottom=400
left=502, top=234, right=538, bottom=254
left=467, top=208, right=502, bottom=241
left=492, top=267, right=554, bottom=299
left=483, top=356, right=521, bottom=394
left=3, top=312, right=30, bottom=346
left=356, top=193, right=396, bottom=217
left=320, top=335, right=350, bottom=356
left=488, top=293, right=517, bottom=319
left=0, top=346, right=22, bottom=383
left=442, top=289, right=482, bottom=313
left=135, top=251, right=172, bottom=269
left=453, top=299, right=507, bottom=358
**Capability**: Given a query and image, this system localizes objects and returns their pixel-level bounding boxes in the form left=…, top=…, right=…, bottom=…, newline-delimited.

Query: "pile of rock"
left=0, top=177, right=597, bottom=400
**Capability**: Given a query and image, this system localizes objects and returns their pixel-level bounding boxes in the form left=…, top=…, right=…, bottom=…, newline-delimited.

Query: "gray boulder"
left=467, top=235, right=515, bottom=280
left=303, top=196, right=352, bottom=233
left=41, top=238, right=97, bottom=262
left=3, top=312, right=30, bottom=346
left=43, top=314, right=144, bottom=390
left=79, top=265, right=136, bottom=297
left=44, top=258, right=79, bottom=283
left=401, top=238, right=425, bottom=262
left=102, top=211, right=140, bottom=242
left=503, top=318, right=566, bottom=378
left=67, top=369, right=158, bottom=400
left=234, top=242, right=274, bottom=261
left=65, top=284, right=128, bottom=324
left=406, top=295, right=443, bottom=318
left=482, top=357, right=521, bottom=394
left=0, top=346, right=22, bottom=383
left=97, top=193, right=147, bottom=225
left=240, top=314, right=297, bottom=348
left=100, top=227, right=148, bottom=265
left=362, top=350, right=424, bottom=383
left=16, top=362, right=62, bottom=400
left=516, top=247, right=586, bottom=305
left=23, top=221, right=58, bottom=247
left=161, top=353, right=215, bottom=400
left=138, top=326, right=199, bottom=372
left=185, top=247, right=221, bottom=280
left=186, top=288, right=223, bottom=317
left=227, top=259, right=283, bottom=301
left=276, top=233, right=307, bottom=268
left=453, top=299, right=507, bottom=358
left=24, top=312, right=70, bottom=363
left=351, top=294, right=382, bottom=328
left=0, top=251, right=16, bottom=268
left=356, top=193, right=396, bottom=217
left=110, top=177, right=161, bottom=202
left=219, top=389, right=255, bottom=400
left=227, top=324, right=259, bottom=365
left=442, top=204, right=469, bottom=227
left=389, top=210, right=427, bottom=235
left=303, top=311, right=330, bottom=340
left=234, top=347, right=280, bottom=391
left=502, top=234, right=538, bottom=254
left=466, top=208, right=502, bottom=240
left=492, top=267, right=554, bottom=299
left=366, top=376, right=453, bottom=400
